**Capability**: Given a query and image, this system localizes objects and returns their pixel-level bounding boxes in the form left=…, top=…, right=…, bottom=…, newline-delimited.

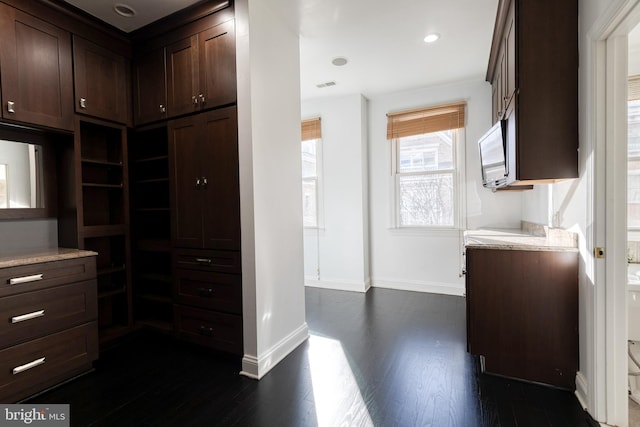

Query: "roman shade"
left=630, top=75, right=640, bottom=101
left=386, top=101, right=466, bottom=140
left=301, top=118, right=321, bottom=141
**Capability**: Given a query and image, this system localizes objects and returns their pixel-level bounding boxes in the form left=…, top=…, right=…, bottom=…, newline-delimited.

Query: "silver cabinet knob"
left=7, top=101, right=15, bottom=113
left=199, top=94, right=205, bottom=105
left=79, top=98, right=87, bottom=109
left=160, top=104, right=166, bottom=113
left=192, top=95, right=198, bottom=105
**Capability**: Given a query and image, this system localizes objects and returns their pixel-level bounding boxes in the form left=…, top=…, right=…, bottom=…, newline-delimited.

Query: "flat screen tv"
left=478, top=119, right=508, bottom=188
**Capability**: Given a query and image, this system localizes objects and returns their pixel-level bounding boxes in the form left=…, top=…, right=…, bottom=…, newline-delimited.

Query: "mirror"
left=0, top=140, right=45, bottom=209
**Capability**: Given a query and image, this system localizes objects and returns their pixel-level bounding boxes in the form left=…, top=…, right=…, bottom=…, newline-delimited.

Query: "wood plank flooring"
left=28, top=287, right=598, bottom=426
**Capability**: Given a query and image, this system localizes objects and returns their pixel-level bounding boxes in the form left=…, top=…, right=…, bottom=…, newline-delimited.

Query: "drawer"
left=0, top=280, right=97, bottom=349
left=174, top=305, right=242, bottom=355
left=0, top=322, right=98, bottom=402
left=174, top=249, right=240, bottom=274
left=174, top=270, right=241, bottom=314
left=0, top=257, right=97, bottom=298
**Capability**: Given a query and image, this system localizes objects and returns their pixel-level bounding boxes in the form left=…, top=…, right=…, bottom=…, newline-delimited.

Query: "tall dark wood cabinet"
left=133, top=48, right=168, bottom=125
left=465, top=247, right=578, bottom=389
left=0, top=3, right=74, bottom=131
left=487, top=0, right=578, bottom=186
left=168, top=107, right=240, bottom=250
left=73, top=35, right=131, bottom=125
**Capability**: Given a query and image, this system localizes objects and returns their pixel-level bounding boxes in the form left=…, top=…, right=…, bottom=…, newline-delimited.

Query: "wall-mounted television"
left=478, top=119, right=508, bottom=189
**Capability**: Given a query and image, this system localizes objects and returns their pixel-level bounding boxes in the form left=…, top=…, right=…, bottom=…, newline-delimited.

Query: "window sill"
left=387, top=227, right=463, bottom=237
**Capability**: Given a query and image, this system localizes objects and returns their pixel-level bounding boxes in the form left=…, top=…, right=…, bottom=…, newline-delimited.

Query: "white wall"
left=301, top=94, right=370, bottom=292
left=235, top=0, right=308, bottom=380
left=368, top=79, right=522, bottom=295
left=0, top=140, right=32, bottom=208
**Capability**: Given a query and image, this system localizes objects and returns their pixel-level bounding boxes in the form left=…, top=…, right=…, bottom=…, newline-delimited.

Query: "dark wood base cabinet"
left=0, top=253, right=98, bottom=402
left=465, top=248, right=578, bottom=389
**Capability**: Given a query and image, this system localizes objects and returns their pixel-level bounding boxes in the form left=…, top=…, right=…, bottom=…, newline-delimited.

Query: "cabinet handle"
left=195, top=258, right=212, bottom=264
left=79, top=98, right=87, bottom=109
left=160, top=104, right=166, bottom=113
left=199, top=94, right=206, bottom=105
left=11, top=309, right=45, bottom=324
left=13, top=357, right=45, bottom=375
left=197, top=287, right=214, bottom=297
left=198, top=326, right=214, bottom=336
left=7, top=101, right=15, bottom=113
left=192, top=95, right=199, bottom=105
left=195, top=177, right=201, bottom=189
left=8, top=274, right=44, bottom=285
left=201, top=177, right=208, bottom=189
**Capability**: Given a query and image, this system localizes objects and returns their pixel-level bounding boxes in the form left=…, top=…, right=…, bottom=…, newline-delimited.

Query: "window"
left=301, top=118, right=322, bottom=227
left=387, top=102, right=465, bottom=228
left=629, top=97, right=640, bottom=228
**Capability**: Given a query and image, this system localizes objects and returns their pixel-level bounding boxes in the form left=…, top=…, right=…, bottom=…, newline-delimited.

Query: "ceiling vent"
left=316, top=81, right=336, bottom=88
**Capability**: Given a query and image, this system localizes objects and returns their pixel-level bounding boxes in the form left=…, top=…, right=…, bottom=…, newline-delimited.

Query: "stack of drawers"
left=0, top=252, right=98, bottom=402
left=173, top=248, right=242, bottom=355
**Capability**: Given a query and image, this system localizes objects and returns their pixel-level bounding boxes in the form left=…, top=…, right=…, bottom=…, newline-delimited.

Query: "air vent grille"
left=316, top=81, right=336, bottom=88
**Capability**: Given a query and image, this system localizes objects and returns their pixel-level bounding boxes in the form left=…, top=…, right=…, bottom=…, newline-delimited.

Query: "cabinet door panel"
left=199, top=20, right=236, bottom=109
left=201, top=107, right=240, bottom=250
left=0, top=5, right=73, bottom=130
left=73, top=36, right=130, bottom=124
left=166, top=36, right=199, bottom=118
left=169, top=116, right=203, bottom=248
left=504, top=1, right=516, bottom=104
left=134, top=48, right=167, bottom=125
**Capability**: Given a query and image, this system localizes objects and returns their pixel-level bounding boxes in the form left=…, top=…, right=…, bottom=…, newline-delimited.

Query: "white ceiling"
left=63, top=0, right=499, bottom=100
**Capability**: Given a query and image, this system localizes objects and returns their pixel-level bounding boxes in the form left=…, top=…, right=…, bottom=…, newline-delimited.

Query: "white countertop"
left=0, top=248, right=97, bottom=269
left=464, top=228, right=578, bottom=252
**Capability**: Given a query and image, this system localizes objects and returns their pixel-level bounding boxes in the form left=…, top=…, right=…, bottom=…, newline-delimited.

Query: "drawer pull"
left=197, top=287, right=214, bottom=297
left=9, top=274, right=44, bottom=285
left=13, top=357, right=45, bottom=375
left=199, top=326, right=214, bottom=336
left=195, top=258, right=212, bottom=264
left=11, top=309, right=45, bottom=324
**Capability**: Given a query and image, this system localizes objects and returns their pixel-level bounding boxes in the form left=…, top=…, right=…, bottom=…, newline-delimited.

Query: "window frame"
left=301, top=137, right=324, bottom=229
left=390, top=128, right=466, bottom=230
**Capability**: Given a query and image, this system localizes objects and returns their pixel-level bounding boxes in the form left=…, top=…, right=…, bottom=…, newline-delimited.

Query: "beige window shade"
left=630, top=75, right=640, bottom=101
left=301, top=118, right=321, bottom=141
left=386, top=101, right=466, bottom=140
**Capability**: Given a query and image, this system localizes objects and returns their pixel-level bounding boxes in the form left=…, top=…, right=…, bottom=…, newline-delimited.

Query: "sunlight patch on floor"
left=308, top=334, right=374, bottom=427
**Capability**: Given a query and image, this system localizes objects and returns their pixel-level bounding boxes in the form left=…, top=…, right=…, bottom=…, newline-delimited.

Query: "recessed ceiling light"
left=114, top=3, right=136, bottom=17
left=424, top=33, right=440, bottom=43
left=331, top=57, right=348, bottom=66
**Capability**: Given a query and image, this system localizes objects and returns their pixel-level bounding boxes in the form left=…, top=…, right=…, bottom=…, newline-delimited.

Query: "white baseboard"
left=575, top=371, right=588, bottom=410
left=240, top=322, right=309, bottom=380
left=304, top=277, right=371, bottom=293
left=372, top=278, right=464, bottom=296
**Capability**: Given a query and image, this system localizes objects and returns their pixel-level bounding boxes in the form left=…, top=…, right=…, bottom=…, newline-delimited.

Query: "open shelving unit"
left=129, top=124, right=173, bottom=333
left=75, top=117, right=132, bottom=345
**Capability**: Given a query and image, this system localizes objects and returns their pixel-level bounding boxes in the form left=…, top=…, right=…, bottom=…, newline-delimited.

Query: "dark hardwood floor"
left=29, top=287, right=598, bottom=426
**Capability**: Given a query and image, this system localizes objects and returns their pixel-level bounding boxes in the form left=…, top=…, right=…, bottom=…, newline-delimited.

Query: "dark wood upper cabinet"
left=133, top=47, right=167, bottom=126
left=165, top=19, right=236, bottom=119
left=198, top=20, right=236, bottom=110
left=166, top=35, right=200, bottom=118
left=487, top=0, right=577, bottom=185
left=0, top=4, right=74, bottom=131
left=73, top=35, right=131, bottom=125
left=169, top=106, right=239, bottom=250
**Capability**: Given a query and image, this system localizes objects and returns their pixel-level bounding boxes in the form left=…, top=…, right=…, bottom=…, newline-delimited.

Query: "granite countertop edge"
left=464, top=226, right=579, bottom=252
left=0, top=248, right=98, bottom=269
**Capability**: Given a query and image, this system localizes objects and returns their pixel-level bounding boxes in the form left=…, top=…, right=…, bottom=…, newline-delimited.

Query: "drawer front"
left=175, top=270, right=241, bottom=314
left=174, top=249, right=240, bottom=274
left=0, top=322, right=98, bottom=402
left=0, top=280, right=97, bottom=348
left=0, top=257, right=97, bottom=298
left=174, top=305, right=242, bottom=355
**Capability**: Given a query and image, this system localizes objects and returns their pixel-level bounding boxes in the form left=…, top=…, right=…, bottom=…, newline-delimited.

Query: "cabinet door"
left=200, top=107, right=240, bottom=250
left=0, top=5, right=73, bottom=130
left=169, top=115, right=203, bottom=248
left=199, top=20, right=237, bottom=110
left=504, top=1, right=516, bottom=105
left=73, top=36, right=130, bottom=125
left=166, top=35, right=199, bottom=118
left=133, top=48, right=167, bottom=125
